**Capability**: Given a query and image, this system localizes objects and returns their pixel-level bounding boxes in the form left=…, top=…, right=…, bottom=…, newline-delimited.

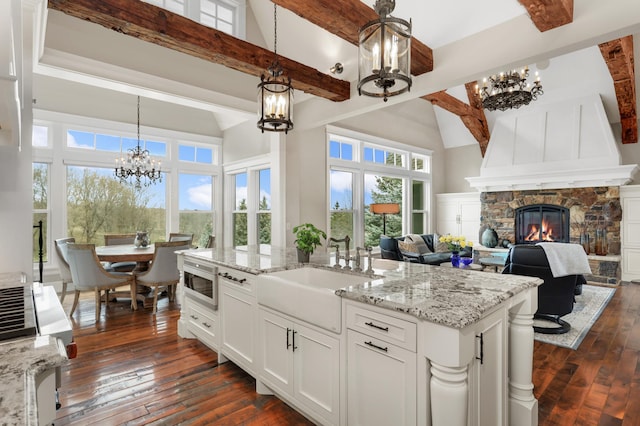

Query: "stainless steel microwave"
left=183, top=259, right=218, bottom=306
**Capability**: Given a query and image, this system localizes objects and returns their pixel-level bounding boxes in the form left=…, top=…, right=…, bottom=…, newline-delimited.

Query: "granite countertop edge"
left=181, top=247, right=543, bottom=329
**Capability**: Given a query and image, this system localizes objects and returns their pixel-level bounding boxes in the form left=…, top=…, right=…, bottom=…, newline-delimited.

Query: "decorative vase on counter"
left=450, top=251, right=460, bottom=268
left=594, top=228, right=607, bottom=256
left=481, top=228, right=499, bottom=248
left=134, top=231, right=149, bottom=248
left=580, top=232, right=590, bottom=255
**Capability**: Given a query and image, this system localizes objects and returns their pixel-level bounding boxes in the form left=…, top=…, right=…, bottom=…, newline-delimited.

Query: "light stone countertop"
left=182, top=246, right=542, bottom=329
left=0, top=273, right=68, bottom=426
left=0, top=335, right=68, bottom=426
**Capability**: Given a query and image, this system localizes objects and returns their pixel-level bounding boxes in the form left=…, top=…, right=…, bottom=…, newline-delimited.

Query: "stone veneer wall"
left=479, top=186, right=622, bottom=255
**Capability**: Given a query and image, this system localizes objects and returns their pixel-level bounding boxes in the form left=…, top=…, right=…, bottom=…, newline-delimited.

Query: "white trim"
left=326, top=125, right=433, bottom=157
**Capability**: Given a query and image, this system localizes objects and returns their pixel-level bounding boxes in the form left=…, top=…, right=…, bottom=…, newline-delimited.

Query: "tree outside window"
left=66, top=166, right=166, bottom=244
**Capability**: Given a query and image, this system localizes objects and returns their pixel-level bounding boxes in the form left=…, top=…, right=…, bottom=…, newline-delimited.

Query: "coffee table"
left=479, top=256, right=507, bottom=272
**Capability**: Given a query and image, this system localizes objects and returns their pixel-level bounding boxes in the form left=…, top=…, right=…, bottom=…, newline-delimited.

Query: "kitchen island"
left=177, top=246, right=541, bottom=426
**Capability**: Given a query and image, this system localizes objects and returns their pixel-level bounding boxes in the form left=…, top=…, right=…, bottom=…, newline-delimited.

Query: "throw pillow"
left=397, top=240, right=419, bottom=254
left=405, top=234, right=431, bottom=254
left=433, top=233, right=451, bottom=253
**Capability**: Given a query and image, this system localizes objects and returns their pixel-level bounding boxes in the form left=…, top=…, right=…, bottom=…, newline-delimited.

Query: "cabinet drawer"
left=187, top=299, right=218, bottom=349
left=346, top=303, right=417, bottom=352
left=218, top=267, right=255, bottom=295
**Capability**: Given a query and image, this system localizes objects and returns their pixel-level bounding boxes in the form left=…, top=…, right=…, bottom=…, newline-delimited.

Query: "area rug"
left=534, top=284, right=615, bottom=350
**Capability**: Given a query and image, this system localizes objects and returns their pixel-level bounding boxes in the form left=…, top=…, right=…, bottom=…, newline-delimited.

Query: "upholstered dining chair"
left=133, top=240, right=190, bottom=314
left=66, top=243, right=137, bottom=323
left=54, top=237, right=75, bottom=303
left=169, top=232, right=194, bottom=246
left=206, top=234, right=215, bottom=248
left=104, top=233, right=137, bottom=272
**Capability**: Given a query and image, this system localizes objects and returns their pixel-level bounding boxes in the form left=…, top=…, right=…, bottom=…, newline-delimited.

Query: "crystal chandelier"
left=114, top=96, right=162, bottom=189
left=358, top=0, right=412, bottom=102
left=257, top=4, right=293, bottom=134
left=476, top=67, right=543, bottom=111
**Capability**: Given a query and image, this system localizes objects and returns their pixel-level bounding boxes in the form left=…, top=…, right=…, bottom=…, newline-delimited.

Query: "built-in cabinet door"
left=258, top=308, right=340, bottom=425
left=293, top=321, right=340, bottom=425
left=347, top=329, right=417, bottom=426
left=220, top=281, right=255, bottom=375
left=436, top=193, right=481, bottom=244
left=259, top=309, right=294, bottom=396
left=469, top=309, right=507, bottom=426
left=621, top=185, right=640, bottom=281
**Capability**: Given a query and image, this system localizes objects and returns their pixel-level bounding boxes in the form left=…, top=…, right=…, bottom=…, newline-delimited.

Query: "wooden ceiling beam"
left=518, top=0, right=573, bottom=32
left=423, top=83, right=490, bottom=156
left=599, top=36, right=637, bottom=144
left=272, top=0, right=433, bottom=76
left=47, top=0, right=350, bottom=102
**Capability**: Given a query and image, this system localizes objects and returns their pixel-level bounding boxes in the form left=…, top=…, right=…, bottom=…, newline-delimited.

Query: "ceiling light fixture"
left=330, top=63, right=343, bottom=74
left=257, top=4, right=293, bottom=134
left=475, top=67, right=543, bottom=111
left=357, top=0, right=411, bottom=102
left=114, top=96, right=162, bottom=189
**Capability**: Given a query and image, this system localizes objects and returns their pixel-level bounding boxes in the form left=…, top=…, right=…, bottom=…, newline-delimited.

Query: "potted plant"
left=293, top=223, right=327, bottom=263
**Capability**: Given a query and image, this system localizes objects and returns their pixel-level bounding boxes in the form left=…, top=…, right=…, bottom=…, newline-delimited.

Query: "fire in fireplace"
left=515, top=204, right=570, bottom=244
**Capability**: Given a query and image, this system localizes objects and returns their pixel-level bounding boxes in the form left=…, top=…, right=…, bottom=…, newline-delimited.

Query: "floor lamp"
left=370, top=203, right=400, bottom=236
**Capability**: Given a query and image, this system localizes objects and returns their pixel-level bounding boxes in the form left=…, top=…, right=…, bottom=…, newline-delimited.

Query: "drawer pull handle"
left=365, top=341, right=388, bottom=352
left=286, top=327, right=292, bottom=349
left=190, top=315, right=199, bottom=320
left=203, top=322, right=211, bottom=328
left=365, top=321, right=389, bottom=332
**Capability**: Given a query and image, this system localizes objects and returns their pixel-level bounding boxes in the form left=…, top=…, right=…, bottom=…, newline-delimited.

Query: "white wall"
left=444, top=144, right=483, bottom=193
left=222, top=119, right=271, bottom=163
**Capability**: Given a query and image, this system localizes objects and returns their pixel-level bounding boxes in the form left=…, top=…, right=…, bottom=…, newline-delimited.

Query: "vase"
left=481, top=228, right=499, bottom=248
left=580, top=232, right=590, bottom=255
left=595, top=228, right=607, bottom=256
left=134, top=231, right=149, bottom=248
left=450, top=251, right=460, bottom=268
left=297, top=248, right=310, bottom=263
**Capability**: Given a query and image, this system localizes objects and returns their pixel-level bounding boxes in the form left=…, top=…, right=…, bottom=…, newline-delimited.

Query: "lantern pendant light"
left=257, top=4, right=293, bottom=133
left=358, top=0, right=412, bottom=102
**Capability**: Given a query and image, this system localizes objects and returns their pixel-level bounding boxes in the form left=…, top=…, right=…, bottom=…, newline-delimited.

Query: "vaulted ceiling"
left=31, top=0, right=640, bottom=149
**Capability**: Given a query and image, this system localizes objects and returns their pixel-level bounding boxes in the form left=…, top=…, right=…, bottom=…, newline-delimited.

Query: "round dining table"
left=95, top=244, right=155, bottom=271
left=95, top=244, right=156, bottom=308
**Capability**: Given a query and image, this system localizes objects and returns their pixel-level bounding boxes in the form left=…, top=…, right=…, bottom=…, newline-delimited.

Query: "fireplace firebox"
left=515, top=204, right=570, bottom=244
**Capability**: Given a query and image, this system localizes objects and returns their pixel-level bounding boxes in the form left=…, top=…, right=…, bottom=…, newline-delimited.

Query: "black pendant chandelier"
left=257, top=4, right=293, bottom=134
left=476, top=67, right=543, bottom=111
left=358, top=0, right=412, bottom=102
left=114, top=96, right=162, bottom=189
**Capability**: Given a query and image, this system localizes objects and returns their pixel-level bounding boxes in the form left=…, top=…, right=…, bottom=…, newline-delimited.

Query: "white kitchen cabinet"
left=468, top=309, right=507, bottom=426
left=258, top=308, right=340, bottom=426
left=345, top=303, right=417, bottom=426
left=436, top=192, right=481, bottom=243
left=184, top=295, right=218, bottom=351
left=621, top=185, right=640, bottom=281
left=219, top=267, right=256, bottom=376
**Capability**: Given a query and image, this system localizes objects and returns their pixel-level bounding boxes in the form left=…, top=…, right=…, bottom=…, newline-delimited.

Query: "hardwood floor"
left=55, top=283, right=640, bottom=425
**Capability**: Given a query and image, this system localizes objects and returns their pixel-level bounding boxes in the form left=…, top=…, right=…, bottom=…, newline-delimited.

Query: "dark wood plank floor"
left=55, top=283, right=640, bottom=425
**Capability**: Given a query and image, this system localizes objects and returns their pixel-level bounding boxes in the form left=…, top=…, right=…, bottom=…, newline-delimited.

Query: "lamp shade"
left=370, top=203, right=400, bottom=214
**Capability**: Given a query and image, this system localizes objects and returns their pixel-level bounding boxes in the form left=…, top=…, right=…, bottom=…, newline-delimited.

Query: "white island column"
left=509, top=287, right=539, bottom=426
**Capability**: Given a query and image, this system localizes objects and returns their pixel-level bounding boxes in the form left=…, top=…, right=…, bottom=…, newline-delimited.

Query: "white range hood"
left=466, top=94, right=639, bottom=192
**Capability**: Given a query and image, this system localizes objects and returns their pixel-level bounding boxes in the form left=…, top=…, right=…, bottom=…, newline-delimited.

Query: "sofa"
left=501, top=244, right=586, bottom=334
left=380, top=234, right=472, bottom=266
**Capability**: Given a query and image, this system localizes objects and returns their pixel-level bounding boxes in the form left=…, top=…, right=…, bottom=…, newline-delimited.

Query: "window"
left=66, top=166, right=167, bottom=244
left=179, top=173, right=214, bottom=248
left=258, top=169, right=271, bottom=244
left=33, top=163, right=49, bottom=263
left=32, top=112, right=222, bottom=270
left=327, top=128, right=432, bottom=249
left=233, top=172, right=248, bottom=246
left=142, top=0, right=245, bottom=37
left=330, top=170, right=354, bottom=249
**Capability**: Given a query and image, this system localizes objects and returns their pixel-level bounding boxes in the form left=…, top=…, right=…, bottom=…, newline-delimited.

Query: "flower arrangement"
left=439, top=234, right=472, bottom=253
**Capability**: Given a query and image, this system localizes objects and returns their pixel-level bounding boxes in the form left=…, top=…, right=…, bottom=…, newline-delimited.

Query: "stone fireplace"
left=479, top=186, right=622, bottom=284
